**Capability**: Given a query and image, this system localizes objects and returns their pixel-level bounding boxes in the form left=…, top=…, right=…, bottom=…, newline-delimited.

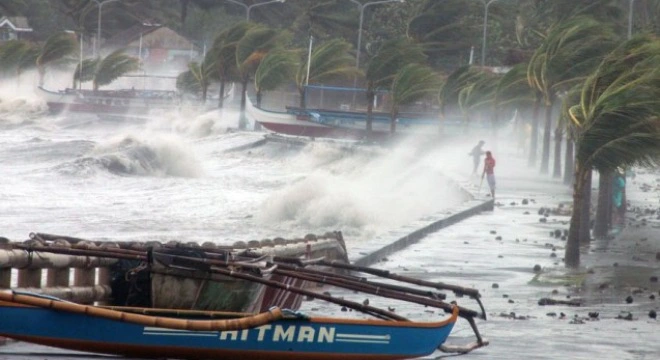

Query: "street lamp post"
left=91, top=0, right=119, bottom=57
left=628, top=0, right=636, bottom=39
left=349, top=0, right=404, bottom=71
left=225, top=0, right=286, bottom=22
left=480, top=0, right=499, bottom=67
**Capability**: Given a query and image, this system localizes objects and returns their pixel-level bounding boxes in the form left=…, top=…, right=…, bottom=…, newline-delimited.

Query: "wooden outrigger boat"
left=37, top=86, right=181, bottom=117
left=0, top=234, right=489, bottom=358
left=0, top=291, right=462, bottom=360
left=14, top=232, right=349, bottom=313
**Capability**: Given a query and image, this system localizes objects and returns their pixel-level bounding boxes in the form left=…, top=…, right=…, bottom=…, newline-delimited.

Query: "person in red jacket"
left=482, top=151, right=496, bottom=198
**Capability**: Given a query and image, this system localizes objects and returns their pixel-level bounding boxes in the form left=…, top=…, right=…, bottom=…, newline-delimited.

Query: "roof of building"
left=0, top=16, right=33, bottom=32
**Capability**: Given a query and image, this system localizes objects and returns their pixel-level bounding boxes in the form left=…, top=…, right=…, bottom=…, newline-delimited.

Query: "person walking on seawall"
left=482, top=151, right=496, bottom=198
left=469, top=140, right=485, bottom=174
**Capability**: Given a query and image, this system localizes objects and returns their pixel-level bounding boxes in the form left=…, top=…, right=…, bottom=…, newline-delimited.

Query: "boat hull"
left=247, top=99, right=439, bottom=141
left=0, top=300, right=457, bottom=360
left=37, top=86, right=179, bottom=117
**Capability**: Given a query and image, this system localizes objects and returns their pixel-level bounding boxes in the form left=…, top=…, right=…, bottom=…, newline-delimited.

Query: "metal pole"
left=480, top=0, right=497, bottom=67
left=628, top=0, right=636, bottom=39
left=356, top=4, right=365, bottom=70
left=349, top=0, right=403, bottom=70
left=79, top=33, right=83, bottom=90
left=305, top=35, right=313, bottom=86
left=92, top=0, right=119, bottom=58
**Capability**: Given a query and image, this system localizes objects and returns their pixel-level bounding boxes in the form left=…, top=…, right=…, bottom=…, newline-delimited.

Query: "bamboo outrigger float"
left=0, top=232, right=489, bottom=358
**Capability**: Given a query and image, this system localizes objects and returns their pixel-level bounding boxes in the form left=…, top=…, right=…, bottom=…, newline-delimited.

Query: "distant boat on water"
left=37, top=86, right=181, bottom=117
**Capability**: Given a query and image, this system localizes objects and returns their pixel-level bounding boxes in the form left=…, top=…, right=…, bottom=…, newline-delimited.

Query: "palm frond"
left=93, top=49, right=139, bottom=90
left=255, top=50, right=298, bottom=93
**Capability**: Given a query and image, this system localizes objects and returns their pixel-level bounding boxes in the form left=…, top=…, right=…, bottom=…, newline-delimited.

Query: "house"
left=106, top=23, right=201, bottom=75
left=0, top=16, right=33, bottom=42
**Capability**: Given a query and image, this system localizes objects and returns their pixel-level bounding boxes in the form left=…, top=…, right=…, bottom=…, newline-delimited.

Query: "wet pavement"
left=2, top=146, right=659, bottom=360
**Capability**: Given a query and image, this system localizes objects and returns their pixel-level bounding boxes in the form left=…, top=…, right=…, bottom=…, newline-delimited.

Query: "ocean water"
left=0, top=81, right=468, bottom=250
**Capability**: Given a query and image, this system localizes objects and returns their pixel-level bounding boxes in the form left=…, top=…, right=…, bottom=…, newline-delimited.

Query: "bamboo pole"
left=152, top=265, right=406, bottom=321
left=0, top=291, right=283, bottom=332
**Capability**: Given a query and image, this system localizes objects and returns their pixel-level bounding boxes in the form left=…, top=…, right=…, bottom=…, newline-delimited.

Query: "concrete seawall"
left=353, top=198, right=494, bottom=267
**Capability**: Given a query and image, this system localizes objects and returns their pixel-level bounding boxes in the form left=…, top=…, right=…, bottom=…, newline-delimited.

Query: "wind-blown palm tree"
left=255, top=50, right=298, bottom=107
left=0, top=40, right=38, bottom=83
left=235, top=25, right=289, bottom=129
left=527, top=16, right=619, bottom=175
left=564, top=35, right=660, bottom=267
left=294, top=38, right=357, bottom=108
left=91, top=49, right=139, bottom=91
left=72, top=58, right=100, bottom=89
left=364, top=37, right=426, bottom=137
left=388, top=63, right=441, bottom=134
left=208, top=22, right=253, bottom=108
left=36, top=32, right=77, bottom=86
left=495, top=63, right=536, bottom=154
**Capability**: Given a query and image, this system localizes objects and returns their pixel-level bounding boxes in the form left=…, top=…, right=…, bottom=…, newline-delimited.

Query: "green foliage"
left=176, top=67, right=201, bottom=95
left=36, top=31, right=77, bottom=69
left=92, top=48, right=139, bottom=90
left=568, top=35, right=660, bottom=172
left=527, top=16, right=620, bottom=104
left=365, top=37, right=426, bottom=91
left=390, top=63, right=441, bottom=111
left=495, top=63, right=534, bottom=109
left=236, top=25, right=289, bottom=81
left=295, top=38, right=357, bottom=92
left=73, top=58, right=100, bottom=86
left=255, top=50, right=298, bottom=94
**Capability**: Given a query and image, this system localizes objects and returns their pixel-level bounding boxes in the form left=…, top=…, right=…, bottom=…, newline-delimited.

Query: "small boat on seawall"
left=246, top=98, right=475, bottom=141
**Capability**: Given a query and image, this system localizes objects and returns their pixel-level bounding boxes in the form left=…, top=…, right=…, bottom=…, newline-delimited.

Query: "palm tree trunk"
left=218, top=80, right=226, bottom=108
left=565, top=162, right=590, bottom=267
left=299, top=87, right=306, bottom=108
left=563, top=135, right=574, bottom=185
left=38, top=66, right=45, bottom=86
left=579, top=169, right=592, bottom=244
left=239, top=78, right=248, bottom=130
left=528, top=93, right=542, bottom=166
left=540, top=97, right=554, bottom=174
left=366, top=91, right=374, bottom=137
left=553, top=127, right=562, bottom=178
left=593, top=170, right=613, bottom=238
left=254, top=92, right=264, bottom=130
left=390, top=106, right=398, bottom=134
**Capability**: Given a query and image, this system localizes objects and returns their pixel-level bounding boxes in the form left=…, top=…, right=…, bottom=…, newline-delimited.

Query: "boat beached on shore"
left=246, top=97, right=489, bottom=141
left=0, top=233, right=489, bottom=359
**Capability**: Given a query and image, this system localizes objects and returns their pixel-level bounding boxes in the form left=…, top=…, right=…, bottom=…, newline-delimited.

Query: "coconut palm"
left=36, top=32, right=77, bottom=86
left=208, top=22, right=253, bottom=108
left=364, top=37, right=426, bottom=137
left=235, top=25, right=289, bottom=129
left=457, top=70, right=501, bottom=127
left=184, top=60, right=215, bottom=102
left=91, top=49, right=139, bottom=91
left=564, top=35, right=660, bottom=267
left=255, top=50, right=298, bottom=107
left=72, top=58, right=100, bottom=89
left=0, top=40, right=38, bottom=83
left=527, top=16, right=620, bottom=175
left=294, top=38, right=357, bottom=108
left=176, top=68, right=201, bottom=96
left=388, top=63, right=441, bottom=134
left=438, top=65, right=490, bottom=133
left=495, top=63, right=536, bottom=154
